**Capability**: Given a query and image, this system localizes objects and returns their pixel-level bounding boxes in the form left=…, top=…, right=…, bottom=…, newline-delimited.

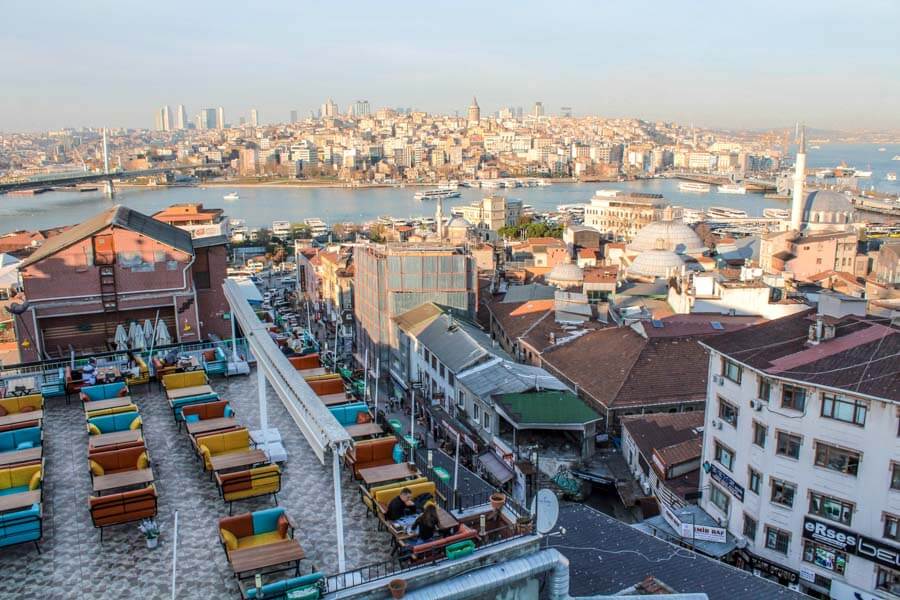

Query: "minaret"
left=790, top=125, right=806, bottom=231
left=435, top=197, right=444, bottom=240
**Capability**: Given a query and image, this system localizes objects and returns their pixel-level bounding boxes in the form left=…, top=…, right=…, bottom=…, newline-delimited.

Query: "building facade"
left=583, top=191, right=677, bottom=242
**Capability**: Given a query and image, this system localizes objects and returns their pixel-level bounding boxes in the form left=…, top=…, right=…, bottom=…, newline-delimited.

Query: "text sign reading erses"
left=803, top=517, right=900, bottom=570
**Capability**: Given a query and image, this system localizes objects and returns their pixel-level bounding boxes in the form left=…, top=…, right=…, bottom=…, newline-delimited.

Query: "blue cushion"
left=251, top=507, right=285, bottom=534
left=185, top=414, right=200, bottom=424
left=89, top=412, right=138, bottom=434
left=16, top=441, right=34, bottom=450
left=245, top=573, right=325, bottom=599
left=0, top=486, right=29, bottom=496
left=0, top=503, right=41, bottom=548
left=224, top=405, right=234, bottom=418
left=0, top=428, right=41, bottom=454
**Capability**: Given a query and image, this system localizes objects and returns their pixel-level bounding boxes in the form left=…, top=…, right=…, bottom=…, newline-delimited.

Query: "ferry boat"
left=878, top=147, right=887, bottom=152
left=536, top=179, right=552, bottom=186
left=679, top=182, right=711, bottom=193
left=223, top=192, right=239, bottom=200
left=480, top=180, right=503, bottom=189
left=304, top=218, right=328, bottom=237
left=681, top=208, right=706, bottom=225
left=892, top=155, right=900, bottom=161
left=414, top=188, right=461, bottom=200
left=718, top=184, right=747, bottom=195
left=707, top=206, right=749, bottom=220
left=887, top=173, right=897, bottom=181
left=763, top=208, right=790, bottom=219
left=854, top=170, right=873, bottom=178
left=521, top=204, right=535, bottom=216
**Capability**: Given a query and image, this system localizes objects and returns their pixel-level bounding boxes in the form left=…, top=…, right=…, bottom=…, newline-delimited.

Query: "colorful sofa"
left=195, top=428, right=252, bottom=471
left=0, top=463, right=42, bottom=497
left=179, top=400, right=234, bottom=423
left=162, top=371, right=208, bottom=392
left=216, top=464, right=282, bottom=514
left=218, top=507, right=295, bottom=555
left=64, top=366, right=88, bottom=400
left=88, top=446, right=150, bottom=479
left=329, top=403, right=370, bottom=427
left=404, top=524, right=479, bottom=565
left=79, top=382, right=129, bottom=403
left=125, top=355, right=150, bottom=387
left=84, top=403, right=139, bottom=419
left=0, top=502, right=42, bottom=551
left=87, top=412, right=142, bottom=435
left=170, top=393, right=223, bottom=421
left=244, top=573, right=325, bottom=600
left=373, top=481, right=436, bottom=519
left=89, top=484, right=157, bottom=541
left=361, top=476, right=430, bottom=516
left=288, top=353, right=320, bottom=371
left=308, top=377, right=347, bottom=397
left=0, top=394, right=44, bottom=415
left=202, top=347, right=228, bottom=377
left=0, top=427, right=42, bottom=454
left=345, top=436, right=397, bottom=478
left=88, top=438, right=145, bottom=458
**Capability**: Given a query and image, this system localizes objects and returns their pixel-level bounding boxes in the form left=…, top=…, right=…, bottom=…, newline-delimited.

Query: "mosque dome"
left=628, top=249, right=684, bottom=278
left=548, top=262, right=584, bottom=288
left=801, top=190, right=855, bottom=229
left=627, top=220, right=705, bottom=255
left=447, top=217, right=471, bottom=229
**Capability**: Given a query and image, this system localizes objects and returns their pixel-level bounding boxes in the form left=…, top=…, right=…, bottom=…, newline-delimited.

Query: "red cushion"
left=277, top=514, right=289, bottom=538
left=0, top=406, right=7, bottom=417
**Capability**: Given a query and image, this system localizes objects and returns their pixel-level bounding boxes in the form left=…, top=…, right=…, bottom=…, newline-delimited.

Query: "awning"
left=478, top=451, right=515, bottom=485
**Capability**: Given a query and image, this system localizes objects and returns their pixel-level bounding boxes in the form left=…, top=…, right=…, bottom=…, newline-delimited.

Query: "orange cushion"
left=0, top=406, right=6, bottom=417
left=277, top=514, right=289, bottom=538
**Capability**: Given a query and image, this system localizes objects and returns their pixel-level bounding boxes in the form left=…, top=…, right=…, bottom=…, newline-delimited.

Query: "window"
left=457, top=389, right=466, bottom=409
left=0, top=289, right=8, bottom=301
left=709, top=483, right=729, bottom=513
left=781, top=384, right=806, bottom=411
left=776, top=431, right=802, bottom=459
left=814, top=442, right=860, bottom=476
left=876, top=567, right=900, bottom=595
left=893, top=463, right=900, bottom=490
left=714, top=441, right=735, bottom=471
left=803, top=540, right=847, bottom=575
left=439, top=363, right=445, bottom=378
left=884, top=514, right=899, bottom=541
left=718, top=397, right=738, bottom=427
left=809, top=492, right=853, bottom=526
left=473, top=403, right=480, bottom=421
left=752, top=421, right=767, bottom=448
left=770, top=478, right=796, bottom=507
left=424, top=349, right=430, bottom=362
left=447, top=372, right=454, bottom=387
left=758, top=377, right=772, bottom=402
left=431, top=355, right=437, bottom=370
left=743, top=514, right=757, bottom=541
left=748, top=467, right=761, bottom=495
left=821, top=393, right=867, bottom=427
left=482, top=412, right=490, bottom=430
left=722, top=358, right=742, bottom=383
left=765, top=526, right=791, bottom=554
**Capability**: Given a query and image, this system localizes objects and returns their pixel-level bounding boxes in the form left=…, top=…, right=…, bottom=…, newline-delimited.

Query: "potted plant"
left=388, top=578, right=407, bottom=599
left=516, top=514, right=534, bottom=534
left=138, top=519, right=160, bottom=548
left=490, top=492, right=507, bottom=511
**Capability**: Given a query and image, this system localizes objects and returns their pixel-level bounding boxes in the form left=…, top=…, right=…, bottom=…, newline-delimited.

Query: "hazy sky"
left=2, top=0, right=899, bottom=132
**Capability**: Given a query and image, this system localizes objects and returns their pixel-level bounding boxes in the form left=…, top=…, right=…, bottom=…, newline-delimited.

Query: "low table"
left=186, top=417, right=238, bottom=436
left=92, top=468, right=154, bottom=495
left=0, top=447, right=42, bottom=468
left=299, top=367, right=327, bottom=377
left=358, top=462, right=419, bottom=488
left=319, top=393, right=353, bottom=406
left=88, top=429, right=143, bottom=452
left=390, top=505, right=459, bottom=540
left=344, top=423, right=384, bottom=439
left=166, top=384, right=213, bottom=401
left=0, top=410, right=43, bottom=429
left=83, top=397, right=133, bottom=413
left=0, top=490, right=41, bottom=514
left=228, top=538, right=305, bottom=579
left=209, top=449, right=269, bottom=474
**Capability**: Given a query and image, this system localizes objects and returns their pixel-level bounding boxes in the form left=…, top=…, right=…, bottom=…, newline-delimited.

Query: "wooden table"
left=177, top=356, right=201, bottom=371
left=0, top=410, right=43, bottom=429
left=92, top=468, right=154, bottom=495
left=209, top=449, right=269, bottom=473
left=96, top=366, right=122, bottom=382
left=228, top=538, right=305, bottom=578
left=345, top=423, right=384, bottom=439
left=88, top=429, right=143, bottom=452
left=0, top=447, right=42, bottom=468
left=320, top=393, right=353, bottom=406
left=4, top=377, right=37, bottom=396
left=0, top=490, right=41, bottom=513
left=358, top=462, right=419, bottom=488
left=166, top=384, right=213, bottom=401
left=298, top=367, right=327, bottom=377
left=389, top=505, right=459, bottom=541
left=83, top=397, right=133, bottom=413
left=186, top=417, right=238, bottom=436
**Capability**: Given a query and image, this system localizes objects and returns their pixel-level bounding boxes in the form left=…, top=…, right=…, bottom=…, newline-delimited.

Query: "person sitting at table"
left=385, top=488, right=416, bottom=521
left=410, top=501, right=440, bottom=545
left=82, top=358, right=97, bottom=386
left=164, top=349, right=179, bottom=365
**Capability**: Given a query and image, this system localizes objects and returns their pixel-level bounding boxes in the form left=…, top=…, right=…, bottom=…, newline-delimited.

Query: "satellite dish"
left=531, top=489, right=559, bottom=534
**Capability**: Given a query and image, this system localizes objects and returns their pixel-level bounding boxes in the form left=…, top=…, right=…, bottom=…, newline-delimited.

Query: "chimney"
left=790, top=125, right=806, bottom=231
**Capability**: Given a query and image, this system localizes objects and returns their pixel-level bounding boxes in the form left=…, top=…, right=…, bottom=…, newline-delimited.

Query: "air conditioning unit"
left=749, top=399, right=763, bottom=412
left=711, top=419, right=722, bottom=430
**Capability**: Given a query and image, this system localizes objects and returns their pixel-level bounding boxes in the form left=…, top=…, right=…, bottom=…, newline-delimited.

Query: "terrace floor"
left=1, top=369, right=392, bottom=599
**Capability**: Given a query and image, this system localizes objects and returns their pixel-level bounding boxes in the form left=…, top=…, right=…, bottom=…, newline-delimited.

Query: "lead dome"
left=627, top=220, right=705, bottom=254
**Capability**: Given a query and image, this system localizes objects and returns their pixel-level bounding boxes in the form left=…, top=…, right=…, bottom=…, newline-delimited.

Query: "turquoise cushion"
left=0, top=486, right=29, bottom=496
left=252, top=507, right=285, bottom=534
left=16, top=441, right=34, bottom=450
left=185, top=414, right=200, bottom=423
left=245, top=574, right=324, bottom=599
left=224, top=406, right=234, bottom=418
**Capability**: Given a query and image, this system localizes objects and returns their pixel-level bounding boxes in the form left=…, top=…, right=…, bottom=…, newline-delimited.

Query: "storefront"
left=735, top=549, right=800, bottom=589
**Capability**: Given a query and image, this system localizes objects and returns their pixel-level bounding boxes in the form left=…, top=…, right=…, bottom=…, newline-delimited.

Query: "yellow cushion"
left=199, top=445, right=212, bottom=469
left=237, top=531, right=282, bottom=549
left=129, top=416, right=142, bottom=431
left=220, top=528, right=238, bottom=551
left=87, top=423, right=101, bottom=435
left=28, top=470, right=41, bottom=491
left=137, top=452, right=149, bottom=470
left=0, top=471, right=10, bottom=490
left=89, top=460, right=105, bottom=477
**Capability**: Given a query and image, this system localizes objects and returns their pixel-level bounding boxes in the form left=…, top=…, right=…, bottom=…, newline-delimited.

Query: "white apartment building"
left=582, top=190, right=676, bottom=242
left=456, top=196, right=522, bottom=236
left=697, top=308, right=900, bottom=599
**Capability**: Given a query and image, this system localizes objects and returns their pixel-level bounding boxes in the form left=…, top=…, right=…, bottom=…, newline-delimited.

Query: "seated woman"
left=82, top=358, right=98, bottom=386
left=410, top=501, right=440, bottom=546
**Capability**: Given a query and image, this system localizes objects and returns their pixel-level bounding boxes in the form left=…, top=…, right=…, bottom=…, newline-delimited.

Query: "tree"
left=368, top=223, right=386, bottom=243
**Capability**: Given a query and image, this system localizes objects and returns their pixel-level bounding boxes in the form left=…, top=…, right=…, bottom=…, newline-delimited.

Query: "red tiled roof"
left=583, top=265, right=618, bottom=284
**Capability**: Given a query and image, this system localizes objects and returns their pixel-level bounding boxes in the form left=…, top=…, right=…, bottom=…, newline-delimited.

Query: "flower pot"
left=490, top=492, right=507, bottom=512
left=516, top=516, right=534, bottom=534
left=388, top=578, right=407, bottom=599
left=146, top=536, right=159, bottom=549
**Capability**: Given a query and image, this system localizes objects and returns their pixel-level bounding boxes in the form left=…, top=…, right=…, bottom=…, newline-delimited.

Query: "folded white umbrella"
left=143, top=320, right=154, bottom=345
left=154, top=320, right=172, bottom=346
left=130, top=322, right=146, bottom=350
left=114, top=324, right=129, bottom=351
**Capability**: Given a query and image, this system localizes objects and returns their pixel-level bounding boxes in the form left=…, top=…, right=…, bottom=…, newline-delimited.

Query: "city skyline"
left=3, top=1, right=900, bottom=132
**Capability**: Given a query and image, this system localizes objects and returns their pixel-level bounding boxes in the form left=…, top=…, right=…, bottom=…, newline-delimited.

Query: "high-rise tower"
left=790, top=125, right=806, bottom=231
left=467, top=97, right=480, bottom=124
left=175, top=105, right=187, bottom=130
left=216, top=107, right=225, bottom=129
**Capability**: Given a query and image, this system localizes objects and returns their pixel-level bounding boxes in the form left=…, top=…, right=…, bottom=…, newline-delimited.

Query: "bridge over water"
left=0, top=163, right=225, bottom=195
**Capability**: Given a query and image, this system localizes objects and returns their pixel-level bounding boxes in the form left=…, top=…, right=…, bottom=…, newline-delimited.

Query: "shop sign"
left=743, top=551, right=800, bottom=584
left=706, top=462, right=745, bottom=502
left=803, top=517, right=900, bottom=570
left=798, top=566, right=816, bottom=583
left=660, top=503, right=727, bottom=544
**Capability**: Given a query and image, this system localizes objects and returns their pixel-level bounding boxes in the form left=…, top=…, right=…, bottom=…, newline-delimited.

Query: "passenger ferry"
left=707, top=206, right=749, bottom=220
left=717, top=184, right=747, bottom=195
left=304, top=218, right=328, bottom=237
left=414, top=188, right=461, bottom=200
left=223, top=192, right=240, bottom=201
left=681, top=208, right=707, bottom=224
left=763, top=208, right=790, bottom=219
left=887, top=173, right=897, bottom=181
left=678, top=182, right=711, bottom=193
left=480, top=180, right=503, bottom=189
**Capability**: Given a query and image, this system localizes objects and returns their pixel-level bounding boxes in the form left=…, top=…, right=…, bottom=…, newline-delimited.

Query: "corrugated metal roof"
left=191, top=234, right=229, bottom=248
left=413, top=311, right=507, bottom=372
left=457, top=358, right=569, bottom=398
left=18, top=205, right=193, bottom=268
left=501, top=283, right=557, bottom=303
